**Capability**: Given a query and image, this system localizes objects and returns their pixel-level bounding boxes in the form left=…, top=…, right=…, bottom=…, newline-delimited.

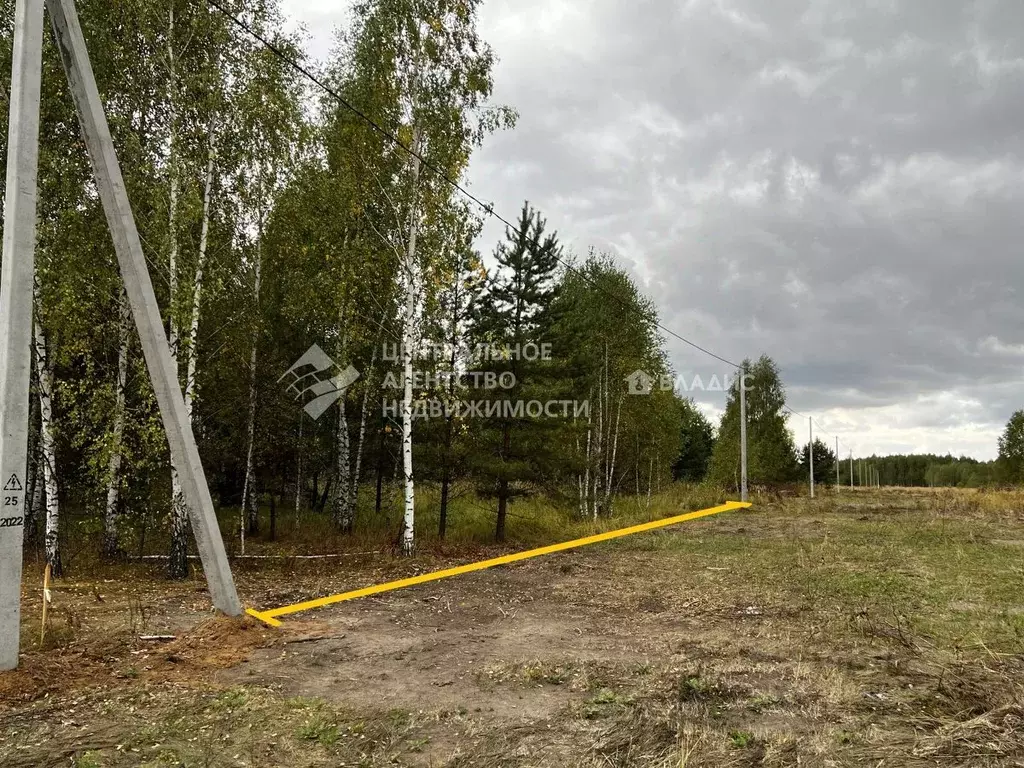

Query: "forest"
left=1, top=0, right=1021, bottom=585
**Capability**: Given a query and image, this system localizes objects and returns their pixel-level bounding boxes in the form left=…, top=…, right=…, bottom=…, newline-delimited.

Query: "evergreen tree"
left=673, top=399, right=715, bottom=482
left=469, top=202, right=562, bottom=541
left=708, top=355, right=799, bottom=488
left=998, top=410, right=1024, bottom=484
left=800, top=437, right=837, bottom=488
left=550, top=252, right=679, bottom=515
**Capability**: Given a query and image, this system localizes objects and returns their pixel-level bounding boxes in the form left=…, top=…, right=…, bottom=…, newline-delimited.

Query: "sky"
left=279, top=0, right=1024, bottom=460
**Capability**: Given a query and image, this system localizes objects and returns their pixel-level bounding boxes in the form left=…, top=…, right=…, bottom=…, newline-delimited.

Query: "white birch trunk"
left=351, top=348, right=376, bottom=514
left=575, top=429, right=583, bottom=518
left=332, top=298, right=353, bottom=531
left=184, top=131, right=215, bottom=421
left=334, top=398, right=352, bottom=530
left=635, top=434, right=641, bottom=497
left=103, top=290, right=130, bottom=557
left=400, top=127, right=423, bottom=556
left=25, top=367, right=40, bottom=542
left=593, top=366, right=604, bottom=519
left=294, top=413, right=303, bottom=516
left=166, top=7, right=179, bottom=364
left=604, top=395, right=622, bottom=515
left=33, top=318, right=60, bottom=576
left=166, top=7, right=189, bottom=578
left=240, top=214, right=265, bottom=552
left=646, top=454, right=654, bottom=511
left=582, top=395, right=593, bottom=519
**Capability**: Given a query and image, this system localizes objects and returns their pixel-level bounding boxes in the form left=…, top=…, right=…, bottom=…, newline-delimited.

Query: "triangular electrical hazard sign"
left=3, top=474, right=22, bottom=492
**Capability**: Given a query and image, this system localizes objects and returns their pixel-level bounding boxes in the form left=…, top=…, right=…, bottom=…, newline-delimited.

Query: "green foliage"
left=467, top=202, right=564, bottom=539
left=2, top=0, right=735, bottom=561
left=800, top=437, right=837, bottom=487
left=673, top=400, right=714, bottom=482
left=707, top=355, right=799, bottom=489
left=550, top=252, right=681, bottom=513
left=997, top=410, right=1024, bottom=483
left=840, top=454, right=1001, bottom=488
left=728, top=730, right=755, bottom=749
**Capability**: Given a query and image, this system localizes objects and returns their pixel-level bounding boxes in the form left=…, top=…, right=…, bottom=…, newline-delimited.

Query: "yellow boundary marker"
left=246, top=500, right=751, bottom=627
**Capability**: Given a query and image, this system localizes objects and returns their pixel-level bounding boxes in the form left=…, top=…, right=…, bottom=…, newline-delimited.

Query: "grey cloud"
left=283, top=0, right=1024, bottom=458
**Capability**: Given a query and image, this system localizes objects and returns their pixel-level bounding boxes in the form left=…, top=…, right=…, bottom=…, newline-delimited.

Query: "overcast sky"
left=280, top=0, right=1023, bottom=460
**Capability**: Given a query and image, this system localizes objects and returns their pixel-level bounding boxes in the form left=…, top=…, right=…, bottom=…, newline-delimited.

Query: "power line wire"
left=205, top=0, right=866, bottom=465
left=204, top=0, right=741, bottom=370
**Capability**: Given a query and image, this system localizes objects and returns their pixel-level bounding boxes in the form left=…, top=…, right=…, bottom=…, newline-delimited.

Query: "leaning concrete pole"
left=738, top=365, right=748, bottom=502
left=47, top=0, right=241, bottom=616
left=0, top=0, right=45, bottom=672
left=808, top=417, right=815, bottom=499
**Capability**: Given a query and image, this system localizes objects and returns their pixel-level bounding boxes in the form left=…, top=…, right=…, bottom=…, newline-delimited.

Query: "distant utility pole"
left=808, top=417, right=815, bottom=499
left=739, top=365, right=747, bottom=503
left=849, top=451, right=853, bottom=488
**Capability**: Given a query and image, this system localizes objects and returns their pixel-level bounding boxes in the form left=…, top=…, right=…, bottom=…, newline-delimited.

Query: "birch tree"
left=552, top=252, right=679, bottom=515
left=229, top=26, right=306, bottom=544
left=33, top=299, right=60, bottom=577
left=103, top=290, right=130, bottom=558
left=418, top=203, right=484, bottom=537
left=347, top=0, right=515, bottom=552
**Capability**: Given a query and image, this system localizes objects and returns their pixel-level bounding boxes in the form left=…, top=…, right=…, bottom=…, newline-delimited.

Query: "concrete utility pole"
left=849, top=452, right=853, bottom=488
left=0, top=0, right=45, bottom=673
left=835, top=436, right=840, bottom=489
left=47, top=0, right=241, bottom=614
left=1, top=0, right=243, bottom=670
left=808, top=417, right=815, bottom=498
left=739, top=366, right=748, bottom=502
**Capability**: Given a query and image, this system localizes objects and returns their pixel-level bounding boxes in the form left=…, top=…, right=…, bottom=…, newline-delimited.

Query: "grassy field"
left=2, top=486, right=1024, bottom=766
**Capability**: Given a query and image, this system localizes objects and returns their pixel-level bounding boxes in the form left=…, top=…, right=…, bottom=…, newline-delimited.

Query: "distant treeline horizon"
left=837, top=453, right=1003, bottom=488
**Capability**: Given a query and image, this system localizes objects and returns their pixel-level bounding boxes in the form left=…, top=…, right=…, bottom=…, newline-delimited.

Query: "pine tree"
left=708, top=355, right=799, bottom=489
left=998, top=410, right=1024, bottom=483
left=470, top=202, right=562, bottom=541
left=800, top=438, right=836, bottom=487
left=673, top=399, right=715, bottom=482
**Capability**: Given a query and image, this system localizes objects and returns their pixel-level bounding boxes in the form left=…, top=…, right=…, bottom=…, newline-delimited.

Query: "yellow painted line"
left=246, top=500, right=750, bottom=626
left=245, top=607, right=283, bottom=627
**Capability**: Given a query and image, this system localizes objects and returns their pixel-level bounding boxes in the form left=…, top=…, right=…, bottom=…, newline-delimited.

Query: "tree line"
left=2, top=0, right=1019, bottom=584
left=0, top=0, right=717, bottom=578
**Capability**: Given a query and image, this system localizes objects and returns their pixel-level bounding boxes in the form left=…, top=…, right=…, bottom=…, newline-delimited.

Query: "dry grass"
left=2, top=486, right=1024, bottom=766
